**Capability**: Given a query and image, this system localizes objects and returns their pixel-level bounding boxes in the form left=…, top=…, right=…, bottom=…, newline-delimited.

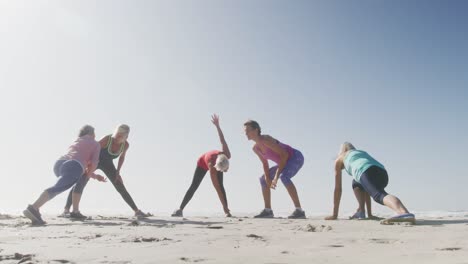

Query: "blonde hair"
left=339, top=142, right=356, bottom=156
left=113, top=124, right=130, bottom=138
left=214, top=154, right=230, bottom=172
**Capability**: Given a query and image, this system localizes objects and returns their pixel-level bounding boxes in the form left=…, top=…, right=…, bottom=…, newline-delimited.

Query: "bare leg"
left=261, top=186, right=272, bottom=209
left=285, top=183, right=301, bottom=208
left=353, top=188, right=366, bottom=213
left=383, top=194, right=410, bottom=215
left=32, top=191, right=51, bottom=211
left=72, top=193, right=83, bottom=213
left=364, top=192, right=372, bottom=216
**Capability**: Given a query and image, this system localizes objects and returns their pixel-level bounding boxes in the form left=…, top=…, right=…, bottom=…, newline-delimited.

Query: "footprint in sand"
left=437, top=247, right=462, bottom=251
left=127, top=237, right=173, bottom=243
left=206, top=225, right=223, bottom=229
left=79, top=234, right=103, bottom=241
left=179, top=257, right=207, bottom=262
left=301, top=224, right=332, bottom=232
left=246, top=234, right=266, bottom=242
left=327, top=245, right=344, bottom=248
left=0, top=253, right=35, bottom=263
left=369, top=238, right=399, bottom=244
left=50, top=260, right=75, bottom=263
left=99, top=261, right=132, bottom=264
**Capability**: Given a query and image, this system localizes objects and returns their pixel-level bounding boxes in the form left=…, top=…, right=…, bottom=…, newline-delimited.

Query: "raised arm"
left=211, top=114, right=231, bottom=159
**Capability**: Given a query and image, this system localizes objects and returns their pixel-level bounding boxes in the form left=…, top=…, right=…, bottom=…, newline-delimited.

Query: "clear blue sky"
left=1, top=0, right=467, bottom=216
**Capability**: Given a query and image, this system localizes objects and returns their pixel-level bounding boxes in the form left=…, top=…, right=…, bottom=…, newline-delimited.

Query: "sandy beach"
left=1, top=213, right=467, bottom=264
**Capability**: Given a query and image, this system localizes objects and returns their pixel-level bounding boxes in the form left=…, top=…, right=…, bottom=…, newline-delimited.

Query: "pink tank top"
left=197, top=150, right=221, bottom=170
left=255, top=140, right=294, bottom=164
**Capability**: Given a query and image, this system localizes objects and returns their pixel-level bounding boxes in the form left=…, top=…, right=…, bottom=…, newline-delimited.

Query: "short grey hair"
left=78, top=125, right=95, bottom=137
left=214, top=154, right=230, bottom=172
left=113, top=124, right=130, bottom=138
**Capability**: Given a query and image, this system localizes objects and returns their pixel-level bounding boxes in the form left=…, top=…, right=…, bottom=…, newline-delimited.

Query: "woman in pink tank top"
left=244, top=120, right=306, bottom=219
left=172, top=114, right=232, bottom=218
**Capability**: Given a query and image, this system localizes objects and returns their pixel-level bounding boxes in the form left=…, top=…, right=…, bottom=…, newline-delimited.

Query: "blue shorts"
left=260, top=149, right=304, bottom=187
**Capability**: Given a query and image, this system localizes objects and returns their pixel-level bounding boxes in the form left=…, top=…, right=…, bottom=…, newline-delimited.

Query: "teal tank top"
left=343, top=150, right=385, bottom=183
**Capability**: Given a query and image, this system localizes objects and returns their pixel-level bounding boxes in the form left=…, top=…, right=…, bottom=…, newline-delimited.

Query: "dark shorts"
left=352, top=166, right=389, bottom=205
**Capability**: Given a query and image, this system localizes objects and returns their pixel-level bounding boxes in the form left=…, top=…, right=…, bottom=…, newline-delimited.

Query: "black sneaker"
left=171, top=209, right=183, bottom=217
left=23, top=205, right=46, bottom=225
left=254, top=209, right=274, bottom=218
left=70, top=211, right=88, bottom=220
left=288, top=209, right=306, bottom=219
left=135, top=210, right=153, bottom=219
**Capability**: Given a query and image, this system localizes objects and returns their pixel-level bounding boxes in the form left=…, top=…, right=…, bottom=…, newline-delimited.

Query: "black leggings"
left=65, top=160, right=138, bottom=211
left=351, top=166, right=389, bottom=205
left=179, top=166, right=228, bottom=210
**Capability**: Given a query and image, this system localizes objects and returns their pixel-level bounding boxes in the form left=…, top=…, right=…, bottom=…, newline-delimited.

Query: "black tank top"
left=100, top=135, right=125, bottom=162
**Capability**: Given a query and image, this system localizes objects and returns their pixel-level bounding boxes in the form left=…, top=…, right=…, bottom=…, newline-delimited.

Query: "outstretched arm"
left=260, top=136, right=289, bottom=189
left=211, top=114, right=231, bottom=159
left=254, top=146, right=271, bottom=188
left=117, top=142, right=129, bottom=175
left=209, top=166, right=230, bottom=214
left=325, top=158, right=343, bottom=220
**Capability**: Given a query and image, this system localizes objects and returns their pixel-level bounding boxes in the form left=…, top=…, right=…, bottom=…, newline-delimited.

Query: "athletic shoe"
left=171, top=209, right=183, bottom=217
left=380, top=213, right=416, bottom=225
left=349, top=211, right=366, bottom=220
left=23, top=205, right=46, bottom=225
left=254, top=209, right=274, bottom=218
left=70, top=211, right=88, bottom=220
left=288, top=209, right=306, bottom=219
left=135, top=210, right=152, bottom=219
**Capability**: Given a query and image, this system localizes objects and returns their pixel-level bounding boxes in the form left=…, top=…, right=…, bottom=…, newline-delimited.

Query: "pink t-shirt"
left=60, top=135, right=101, bottom=171
left=197, top=150, right=221, bottom=170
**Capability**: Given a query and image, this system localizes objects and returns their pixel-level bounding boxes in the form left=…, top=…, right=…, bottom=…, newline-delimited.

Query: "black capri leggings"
left=351, top=166, right=389, bottom=205
left=179, top=166, right=228, bottom=210
left=65, top=160, right=138, bottom=211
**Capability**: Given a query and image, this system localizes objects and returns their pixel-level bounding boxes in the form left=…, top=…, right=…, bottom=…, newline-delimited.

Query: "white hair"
left=214, top=154, right=230, bottom=172
left=113, top=124, right=130, bottom=138
left=78, top=125, right=95, bottom=137
left=339, top=142, right=356, bottom=156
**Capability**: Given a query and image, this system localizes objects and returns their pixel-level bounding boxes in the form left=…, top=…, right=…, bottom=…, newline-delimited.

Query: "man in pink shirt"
left=23, top=125, right=104, bottom=225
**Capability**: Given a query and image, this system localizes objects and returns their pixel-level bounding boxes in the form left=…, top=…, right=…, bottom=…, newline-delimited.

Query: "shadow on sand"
left=415, top=219, right=468, bottom=226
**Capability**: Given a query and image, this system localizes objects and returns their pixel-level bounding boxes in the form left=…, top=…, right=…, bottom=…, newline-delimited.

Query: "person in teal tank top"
left=343, top=149, right=385, bottom=220
left=343, top=150, right=385, bottom=183
left=325, top=142, right=415, bottom=225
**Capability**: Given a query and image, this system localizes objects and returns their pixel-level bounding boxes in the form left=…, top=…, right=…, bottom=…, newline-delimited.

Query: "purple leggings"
left=46, top=159, right=84, bottom=198
left=260, top=149, right=304, bottom=187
